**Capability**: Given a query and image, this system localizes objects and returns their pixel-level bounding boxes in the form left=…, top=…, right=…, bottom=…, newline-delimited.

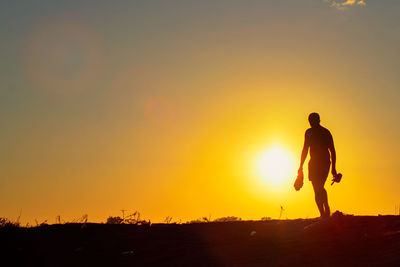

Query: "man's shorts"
left=308, top=159, right=331, bottom=183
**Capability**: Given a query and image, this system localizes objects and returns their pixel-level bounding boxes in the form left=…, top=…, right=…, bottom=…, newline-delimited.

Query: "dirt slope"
left=1, top=214, right=399, bottom=266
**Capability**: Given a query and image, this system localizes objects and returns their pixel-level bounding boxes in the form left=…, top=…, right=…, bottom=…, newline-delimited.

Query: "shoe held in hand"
left=331, top=173, right=342, bottom=186
left=294, top=170, right=304, bottom=191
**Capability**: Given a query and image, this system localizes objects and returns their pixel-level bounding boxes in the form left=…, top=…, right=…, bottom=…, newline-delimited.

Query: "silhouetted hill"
left=1, top=214, right=399, bottom=266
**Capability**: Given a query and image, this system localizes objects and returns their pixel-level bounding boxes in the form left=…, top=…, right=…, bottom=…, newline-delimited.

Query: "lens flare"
left=145, top=97, right=178, bottom=127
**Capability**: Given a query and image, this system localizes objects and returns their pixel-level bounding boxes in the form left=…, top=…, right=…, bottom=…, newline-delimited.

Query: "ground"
left=1, top=214, right=399, bottom=266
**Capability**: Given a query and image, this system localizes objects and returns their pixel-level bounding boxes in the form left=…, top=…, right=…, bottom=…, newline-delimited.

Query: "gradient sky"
left=1, top=0, right=399, bottom=224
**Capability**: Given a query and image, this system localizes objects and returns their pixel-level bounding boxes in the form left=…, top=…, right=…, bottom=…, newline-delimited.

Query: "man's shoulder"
left=307, top=126, right=332, bottom=136
left=320, top=126, right=332, bottom=135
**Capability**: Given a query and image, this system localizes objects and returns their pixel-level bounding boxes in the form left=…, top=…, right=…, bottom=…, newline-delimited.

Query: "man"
left=298, top=113, right=337, bottom=218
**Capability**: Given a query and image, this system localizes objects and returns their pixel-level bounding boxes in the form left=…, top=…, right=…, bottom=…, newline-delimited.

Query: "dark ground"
left=1, top=214, right=399, bottom=266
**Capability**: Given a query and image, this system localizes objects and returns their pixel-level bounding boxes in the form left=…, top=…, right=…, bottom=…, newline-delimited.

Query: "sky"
left=0, top=0, right=400, bottom=224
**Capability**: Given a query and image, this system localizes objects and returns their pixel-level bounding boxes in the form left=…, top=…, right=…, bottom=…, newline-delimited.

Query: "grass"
left=0, top=217, right=20, bottom=228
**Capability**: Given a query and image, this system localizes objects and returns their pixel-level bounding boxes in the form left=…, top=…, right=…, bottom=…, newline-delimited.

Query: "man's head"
left=308, top=112, right=320, bottom=128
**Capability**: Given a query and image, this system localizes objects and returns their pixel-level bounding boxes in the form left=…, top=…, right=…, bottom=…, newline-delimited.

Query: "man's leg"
left=312, top=180, right=330, bottom=217
left=322, top=183, right=330, bottom=216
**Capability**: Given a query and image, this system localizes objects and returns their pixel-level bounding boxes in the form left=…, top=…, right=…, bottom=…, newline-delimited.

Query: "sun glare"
left=255, top=145, right=295, bottom=188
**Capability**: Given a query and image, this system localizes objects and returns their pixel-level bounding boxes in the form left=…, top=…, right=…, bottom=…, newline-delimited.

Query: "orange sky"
left=0, top=0, right=399, bottom=224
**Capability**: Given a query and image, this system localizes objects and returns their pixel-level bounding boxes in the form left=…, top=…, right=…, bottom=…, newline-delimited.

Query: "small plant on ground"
left=164, top=216, right=173, bottom=224
left=187, top=215, right=211, bottom=224
left=35, top=219, right=48, bottom=227
left=0, top=217, right=20, bottom=228
left=106, top=211, right=150, bottom=225
left=72, top=214, right=88, bottom=223
left=261, top=217, right=272, bottom=221
left=213, top=216, right=242, bottom=222
left=106, top=216, right=124, bottom=224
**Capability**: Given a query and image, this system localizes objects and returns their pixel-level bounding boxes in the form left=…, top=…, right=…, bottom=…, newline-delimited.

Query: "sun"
left=255, top=145, right=295, bottom=188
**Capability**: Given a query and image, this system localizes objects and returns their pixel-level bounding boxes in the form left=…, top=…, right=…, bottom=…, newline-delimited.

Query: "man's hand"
left=331, top=168, right=337, bottom=176
left=294, top=168, right=304, bottom=191
left=331, top=172, right=342, bottom=185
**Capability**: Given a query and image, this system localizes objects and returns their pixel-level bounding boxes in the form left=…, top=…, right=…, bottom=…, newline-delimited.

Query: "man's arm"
left=328, top=134, right=337, bottom=176
left=299, top=131, right=310, bottom=171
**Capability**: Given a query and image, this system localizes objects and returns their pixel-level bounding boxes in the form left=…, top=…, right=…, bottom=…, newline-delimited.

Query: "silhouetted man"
left=298, top=113, right=337, bottom=218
